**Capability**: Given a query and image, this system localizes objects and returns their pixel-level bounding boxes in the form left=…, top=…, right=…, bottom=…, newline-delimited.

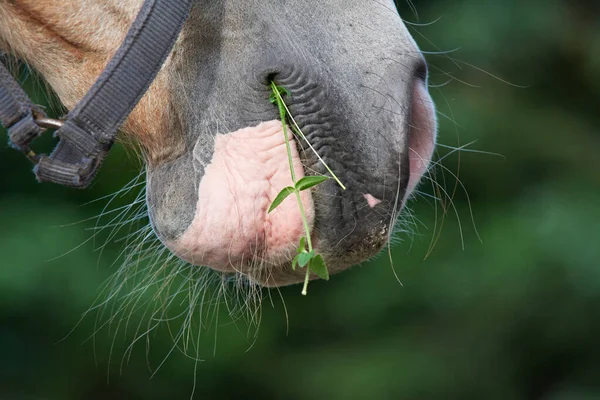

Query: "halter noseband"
left=0, top=0, right=193, bottom=188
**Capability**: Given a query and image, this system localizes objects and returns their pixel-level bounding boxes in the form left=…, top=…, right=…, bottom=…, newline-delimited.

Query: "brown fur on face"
left=0, top=0, right=185, bottom=163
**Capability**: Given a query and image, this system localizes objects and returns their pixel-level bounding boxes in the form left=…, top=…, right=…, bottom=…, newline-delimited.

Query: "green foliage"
left=269, top=85, right=290, bottom=104
left=293, top=251, right=313, bottom=270
left=268, top=177, right=330, bottom=214
left=308, top=254, right=328, bottom=281
left=295, top=176, right=329, bottom=191
left=267, top=186, right=295, bottom=213
left=269, top=82, right=341, bottom=295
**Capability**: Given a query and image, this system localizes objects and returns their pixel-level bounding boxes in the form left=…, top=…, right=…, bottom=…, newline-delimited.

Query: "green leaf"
left=268, top=187, right=296, bottom=213
left=269, top=85, right=290, bottom=104
left=276, top=85, right=290, bottom=97
left=295, top=176, right=329, bottom=192
left=292, top=254, right=300, bottom=270
left=298, top=237, right=307, bottom=254
left=309, top=254, right=329, bottom=280
left=297, top=251, right=314, bottom=269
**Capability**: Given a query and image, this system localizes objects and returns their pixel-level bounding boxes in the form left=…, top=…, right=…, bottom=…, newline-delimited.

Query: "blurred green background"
left=1, top=0, right=599, bottom=399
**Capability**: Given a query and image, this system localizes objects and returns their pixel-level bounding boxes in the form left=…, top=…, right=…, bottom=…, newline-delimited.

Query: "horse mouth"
left=150, top=70, right=437, bottom=288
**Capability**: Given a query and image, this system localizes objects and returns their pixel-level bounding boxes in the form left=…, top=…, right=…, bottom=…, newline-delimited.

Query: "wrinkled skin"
left=0, top=0, right=437, bottom=286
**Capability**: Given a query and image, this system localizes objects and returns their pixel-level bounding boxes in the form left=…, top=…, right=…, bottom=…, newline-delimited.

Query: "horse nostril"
left=254, top=61, right=298, bottom=88
left=253, top=63, right=282, bottom=87
left=261, top=71, right=280, bottom=86
left=414, top=58, right=429, bottom=83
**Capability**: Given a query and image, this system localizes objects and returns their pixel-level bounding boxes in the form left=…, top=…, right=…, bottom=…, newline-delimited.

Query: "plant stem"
left=271, top=83, right=346, bottom=190
left=274, top=87, right=297, bottom=184
left=295, top=190, right=312, bottom=296
left=282, top=103, right=346, bottom=191
left=271, top=82, right=314, bottom=295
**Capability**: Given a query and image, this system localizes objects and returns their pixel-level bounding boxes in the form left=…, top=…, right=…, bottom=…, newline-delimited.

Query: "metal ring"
left=22, top=117, right=65, bottom=164
left=35, top=117, right=64, bottom=130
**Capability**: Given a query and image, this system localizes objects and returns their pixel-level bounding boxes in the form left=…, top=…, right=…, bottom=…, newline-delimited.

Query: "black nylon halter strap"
left=0, top=0, right=193, bottom=188
left=0, top=58, right=45, bottom=156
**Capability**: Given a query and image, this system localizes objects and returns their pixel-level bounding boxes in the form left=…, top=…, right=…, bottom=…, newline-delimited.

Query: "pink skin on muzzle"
left=169, top=121, right=313, bottom=273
